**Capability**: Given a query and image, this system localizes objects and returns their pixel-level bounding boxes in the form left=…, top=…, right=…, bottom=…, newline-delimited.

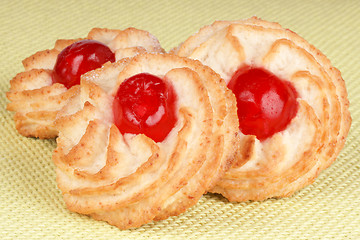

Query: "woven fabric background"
left=0, top=0, right=359, bottom=239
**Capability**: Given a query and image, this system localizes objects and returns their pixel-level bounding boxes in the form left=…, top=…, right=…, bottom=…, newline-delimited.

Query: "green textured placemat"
left=0, top=0, right=359, bottom=239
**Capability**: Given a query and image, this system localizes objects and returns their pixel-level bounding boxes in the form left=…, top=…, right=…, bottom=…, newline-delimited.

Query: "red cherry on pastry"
left=113, top=73, right=178, bottom=142
left=53, top=40, right=115, bottom=89
left=227, top=67, right=298, bottom=141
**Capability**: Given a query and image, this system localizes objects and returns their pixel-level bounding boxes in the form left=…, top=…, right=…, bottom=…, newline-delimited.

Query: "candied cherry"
left=227, top=67, right=298, bottom=141
left=113, top=73, right=178, bottom=142
left=52, top=39, right=115, bottom=89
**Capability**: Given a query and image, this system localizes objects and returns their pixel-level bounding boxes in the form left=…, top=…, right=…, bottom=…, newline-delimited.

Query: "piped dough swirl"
left=6, top=28, right=164, bottom=138
left=173, top=17, right=352, bottom=201
left=53, top=53, right=239, bottom=229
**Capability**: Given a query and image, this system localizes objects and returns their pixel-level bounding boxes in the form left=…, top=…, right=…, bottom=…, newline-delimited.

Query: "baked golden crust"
left=173, top=17, right=352, bottom=201
left=7, top=28, right=164, bottom=138
left=53, top=53, right=240, bottom=229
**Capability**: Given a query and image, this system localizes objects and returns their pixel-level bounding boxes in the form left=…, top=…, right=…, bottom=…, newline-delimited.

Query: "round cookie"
left=52, top=53, right=239, bottom=229
left=173, top=17, right=352, bottom=201
left=7, top=28, right=164, bottom=138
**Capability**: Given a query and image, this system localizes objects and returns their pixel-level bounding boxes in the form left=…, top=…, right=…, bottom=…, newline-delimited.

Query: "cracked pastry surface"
left=173, top=17, right=351, bottom=201
left=53, top=53, right=240, bottom=229
left=6, top=27, right=164, bottom=139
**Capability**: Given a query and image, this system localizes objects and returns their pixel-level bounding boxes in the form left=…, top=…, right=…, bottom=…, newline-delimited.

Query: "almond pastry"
left=173, top=17, right=352, bottom=201
left=53, top=53, right=239, bottom=229
left=6, top=28, right=164, bottom=138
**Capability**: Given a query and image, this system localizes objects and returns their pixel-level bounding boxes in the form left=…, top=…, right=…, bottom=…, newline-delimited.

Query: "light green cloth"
left=1, top=0, right=359, bottom=239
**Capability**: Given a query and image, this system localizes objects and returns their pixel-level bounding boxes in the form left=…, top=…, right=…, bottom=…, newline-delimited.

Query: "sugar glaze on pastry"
left=173, top=17, right=351, bottom=201
left=53, top=53, right=240, bottom=229
left=6, top=28, right=164, bottom=139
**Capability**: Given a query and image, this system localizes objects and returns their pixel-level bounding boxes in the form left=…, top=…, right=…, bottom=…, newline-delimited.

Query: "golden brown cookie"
left=53, top=53, right=239, bottom=229
left=173, top=17, right=351, bottom=201
left=7, top=28, right=164, bottom=138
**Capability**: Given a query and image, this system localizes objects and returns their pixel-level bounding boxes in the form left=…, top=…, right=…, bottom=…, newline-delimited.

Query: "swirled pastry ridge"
left=6, top=28, right=164, bottom=139
left=173, top=17, right=351, bottom=201
left=53, top=53, right=240, bottom=229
